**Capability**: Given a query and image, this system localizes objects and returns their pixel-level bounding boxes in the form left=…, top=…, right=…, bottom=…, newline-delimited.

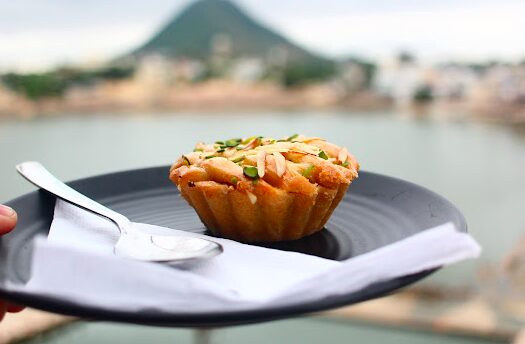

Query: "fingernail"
left=0, top=205, right=15, bottom=217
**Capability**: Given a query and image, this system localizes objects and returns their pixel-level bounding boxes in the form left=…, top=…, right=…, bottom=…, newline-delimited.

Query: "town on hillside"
left=1, top=0, right=524, bottom=123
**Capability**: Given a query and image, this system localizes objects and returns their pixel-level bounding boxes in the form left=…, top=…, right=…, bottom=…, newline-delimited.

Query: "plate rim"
left=1, top=165, right=466, bottom=327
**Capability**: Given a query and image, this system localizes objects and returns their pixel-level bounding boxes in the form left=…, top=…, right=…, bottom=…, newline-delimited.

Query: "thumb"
left=0, top=205, right=17, bottom=235
left=0, top=301, right=7, bottom=321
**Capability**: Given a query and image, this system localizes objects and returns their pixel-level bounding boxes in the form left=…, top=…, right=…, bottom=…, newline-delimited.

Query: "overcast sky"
left=1, top=0, right=523, bottom=72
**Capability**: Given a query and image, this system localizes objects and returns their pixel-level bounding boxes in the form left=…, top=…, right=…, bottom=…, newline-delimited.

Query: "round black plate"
left=0, top=166, right=466, bottom=327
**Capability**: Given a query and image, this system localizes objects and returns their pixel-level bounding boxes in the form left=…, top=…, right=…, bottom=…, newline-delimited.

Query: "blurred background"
left=1, top=0, right=525, bottom=343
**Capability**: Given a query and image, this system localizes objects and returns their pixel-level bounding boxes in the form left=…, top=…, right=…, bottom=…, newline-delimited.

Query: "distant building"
left=230, top=58, right=264, bottom=83
left=337, top=60, right=368, bottom=94
left=134, top=54, right=174, bottom=87
left=374, top=54, right=424, bottom=105
left=172, top=59, right=205, bottom=82
left=433, top=65, right=479, bottom=101
left=467, top=64, right=525, bottom=106
left=211, top=33, right=233, bottom=57
left=266, top=45, right=289, bottom=67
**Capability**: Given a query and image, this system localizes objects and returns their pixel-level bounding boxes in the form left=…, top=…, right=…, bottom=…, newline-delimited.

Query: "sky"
left=0, top=0, right=524, bottom=72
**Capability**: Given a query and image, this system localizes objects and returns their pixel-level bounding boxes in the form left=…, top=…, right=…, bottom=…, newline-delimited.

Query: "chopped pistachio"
left=287, top=134, right=299, bottom=141
left=342, top=161, right=349, bottom=167
left=243, top=166, right=259, bottom=178
left=216, top=149, right=225, bottom=153
left=242, top=136, right=256, bottom=145
left=231, top=155, right=245, bottom=163
left=318, top=150, right=329, bottom=160
left=215, top=141, right=224, bottom=145
left=193, top=148, right=203, bottom=152
left=182, top=155, right=190, bottom=165
left=302, top=164, right=315, bottom=177
left=230, top=177, right=238, bottom=185
left=225, top=138, right=241, bottom=147
left=204, top=155, right=215, bottom=159
left=236, top=145, right=245, bottom=150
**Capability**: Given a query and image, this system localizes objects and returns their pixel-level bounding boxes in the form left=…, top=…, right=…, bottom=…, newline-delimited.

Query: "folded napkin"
left=6, top=200, right=481, bottom=314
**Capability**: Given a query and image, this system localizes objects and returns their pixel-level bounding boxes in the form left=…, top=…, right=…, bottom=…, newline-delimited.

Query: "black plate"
left=0, top=166, right=466, bottom=327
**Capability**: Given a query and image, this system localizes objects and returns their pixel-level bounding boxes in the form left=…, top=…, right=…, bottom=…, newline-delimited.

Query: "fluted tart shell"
left=169, top=135, right=359, bottom=242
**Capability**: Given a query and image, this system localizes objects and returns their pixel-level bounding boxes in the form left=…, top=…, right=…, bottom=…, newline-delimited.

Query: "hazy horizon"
left=1, top=0, right=524, bottom=72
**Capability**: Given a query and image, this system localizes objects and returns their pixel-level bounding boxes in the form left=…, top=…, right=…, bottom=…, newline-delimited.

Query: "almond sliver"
left=298, top=136, right=326, bottom=143
left=338, top=147, right=348, bottom=163
left=273, top=151, right=286, bottom=177
left=246, top=191, right=257, bottom=204
left=257, top=150, right=266, bottom=178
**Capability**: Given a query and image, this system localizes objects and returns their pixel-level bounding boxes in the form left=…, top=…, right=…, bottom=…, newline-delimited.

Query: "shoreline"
left=1, top=103, right=524, bottom=124
left=1, top=80, right=524, bottom=124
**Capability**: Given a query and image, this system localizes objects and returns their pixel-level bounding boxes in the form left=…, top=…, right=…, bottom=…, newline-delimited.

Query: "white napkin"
left=6, top=200, right=481, bottom=313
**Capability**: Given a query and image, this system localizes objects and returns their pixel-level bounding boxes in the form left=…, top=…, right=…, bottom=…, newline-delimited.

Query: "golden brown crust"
left=170, top=135, right=359, bottom=242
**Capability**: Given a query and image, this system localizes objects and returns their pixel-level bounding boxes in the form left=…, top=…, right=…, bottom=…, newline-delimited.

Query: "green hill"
left=132, top=0, right=330, bottom=64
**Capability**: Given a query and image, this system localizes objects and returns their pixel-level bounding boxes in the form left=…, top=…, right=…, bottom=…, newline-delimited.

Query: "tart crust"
left=170, top=135, right=359, bottom=242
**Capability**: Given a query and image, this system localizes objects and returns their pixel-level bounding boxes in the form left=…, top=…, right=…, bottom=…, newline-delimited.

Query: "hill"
left=132, top=0, right=330, bottom=64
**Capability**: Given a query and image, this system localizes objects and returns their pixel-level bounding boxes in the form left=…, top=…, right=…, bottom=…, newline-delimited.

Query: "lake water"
left=24, top=317, right=504, bottom=344
left=1, top=110, right=524, bottom=287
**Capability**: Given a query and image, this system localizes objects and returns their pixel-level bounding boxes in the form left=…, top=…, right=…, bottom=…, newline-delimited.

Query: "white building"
left=230, top=58, right=264, bottom=83
left=374, top=55, right=425, bottom=105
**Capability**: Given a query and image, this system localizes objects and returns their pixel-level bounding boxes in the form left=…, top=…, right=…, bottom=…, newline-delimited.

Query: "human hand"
left=0, top=204, right=24, bottom=321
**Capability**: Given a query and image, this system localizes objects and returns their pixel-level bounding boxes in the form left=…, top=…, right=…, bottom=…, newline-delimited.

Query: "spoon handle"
left=16, top=161, right=130, bottom=233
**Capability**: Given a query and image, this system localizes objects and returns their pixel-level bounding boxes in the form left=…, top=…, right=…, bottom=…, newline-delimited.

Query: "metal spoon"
left=16, top=161, right=223, bottom=265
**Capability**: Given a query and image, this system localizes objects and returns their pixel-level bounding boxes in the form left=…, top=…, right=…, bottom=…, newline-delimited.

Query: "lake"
left=1, top=110, right=524, bottom=288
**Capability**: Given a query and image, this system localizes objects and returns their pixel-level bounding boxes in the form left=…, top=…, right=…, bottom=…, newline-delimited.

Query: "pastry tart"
left=169, top=135, right=359, bottom=242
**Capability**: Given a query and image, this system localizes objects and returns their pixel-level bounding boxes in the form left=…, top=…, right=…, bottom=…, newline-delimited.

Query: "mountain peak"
left=133, top=0, right=326, bottom=63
